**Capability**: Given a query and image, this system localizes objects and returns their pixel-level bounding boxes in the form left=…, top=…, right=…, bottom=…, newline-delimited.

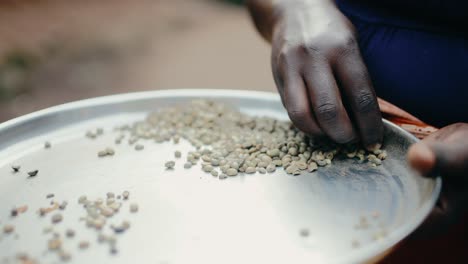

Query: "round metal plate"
left=0, top=89, right=441, bottom=264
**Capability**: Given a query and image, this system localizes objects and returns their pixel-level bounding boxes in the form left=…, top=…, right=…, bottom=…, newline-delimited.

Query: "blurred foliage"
left=0, top=51, right=39, bottom=101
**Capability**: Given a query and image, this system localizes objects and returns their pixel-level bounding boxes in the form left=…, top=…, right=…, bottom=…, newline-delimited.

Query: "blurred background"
left=0, top=0, right=275, bottom=122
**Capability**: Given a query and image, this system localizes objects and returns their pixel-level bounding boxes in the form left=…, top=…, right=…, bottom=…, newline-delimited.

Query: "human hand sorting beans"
left=247, top=0, right=383, bottom=150
left=247, top=0, right=468, bottom=243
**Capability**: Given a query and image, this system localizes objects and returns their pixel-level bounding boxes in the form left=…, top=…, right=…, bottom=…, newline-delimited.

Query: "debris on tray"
left=11, top=205, right=28, bottom=217
left=38, top=202, right=59, bottom=216
left=3, top=224, right=15, bottom=234
left=51, top=213, right=63, bottom=224
left=44, top=141, right=52, bottom=149
left=299, top=228, right=310, bottom=237
left=27, top=170, right=39, bottom=178
left=11, top=165, right=21, bottom=173
left=164, top=161, right=175, bottom=169
left=85, top=128, right=104, bottom=139
left=97, top=147, right=115, bottom=157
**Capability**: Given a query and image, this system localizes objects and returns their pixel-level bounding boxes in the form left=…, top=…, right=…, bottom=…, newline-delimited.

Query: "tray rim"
left=0, top=89, right=442, bottom=263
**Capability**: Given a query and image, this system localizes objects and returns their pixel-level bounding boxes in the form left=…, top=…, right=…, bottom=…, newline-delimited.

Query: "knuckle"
left=336, top=35, right=358, bottom=56
left=287, top=108, right=309, bottom=122
left=275, top=46, right=295, bottom=67
left=355, top=91, right=377, bottom=114
left=298, top=43, right=321, bottom=57
left=316, top=102, right=339, bottom=122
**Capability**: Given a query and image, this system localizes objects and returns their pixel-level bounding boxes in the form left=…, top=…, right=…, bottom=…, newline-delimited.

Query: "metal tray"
left=0, top=89, right=441, bottom=264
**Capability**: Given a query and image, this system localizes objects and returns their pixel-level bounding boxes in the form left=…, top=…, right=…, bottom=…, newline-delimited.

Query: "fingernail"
left=367, top=143, right=381, bottom=152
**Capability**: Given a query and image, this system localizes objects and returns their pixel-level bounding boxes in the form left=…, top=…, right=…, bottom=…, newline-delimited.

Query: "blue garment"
left=336, top=0, right=468, bottom=127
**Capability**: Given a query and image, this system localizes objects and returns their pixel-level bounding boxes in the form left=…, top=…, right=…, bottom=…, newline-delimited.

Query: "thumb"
left=408, top=140, right=468, bottom=181
left=407, top=141, right=436, bottom=177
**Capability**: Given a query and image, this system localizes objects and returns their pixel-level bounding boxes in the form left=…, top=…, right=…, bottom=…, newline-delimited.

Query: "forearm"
left=246, top=0, right=336, bottom=42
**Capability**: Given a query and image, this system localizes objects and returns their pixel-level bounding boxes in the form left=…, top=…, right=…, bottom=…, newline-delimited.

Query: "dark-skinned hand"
left=408, top=122, right=468, bottom=238
left=262, top=0, right=384, bottom=149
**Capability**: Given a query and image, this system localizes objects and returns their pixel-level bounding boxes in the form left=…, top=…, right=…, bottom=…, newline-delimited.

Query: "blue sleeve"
left=337, top=1, right=468, bottom=127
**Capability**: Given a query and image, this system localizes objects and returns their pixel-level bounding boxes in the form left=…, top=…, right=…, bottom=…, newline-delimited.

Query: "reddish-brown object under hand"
left=377, top=98, right=438, bottom=139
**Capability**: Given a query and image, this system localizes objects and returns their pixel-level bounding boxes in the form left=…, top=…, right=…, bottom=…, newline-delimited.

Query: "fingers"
left=280, top=70, right=323, bottom=135
left=302, top=61, right=357, bottom=143
left=334, top=49, right=383, bottom=149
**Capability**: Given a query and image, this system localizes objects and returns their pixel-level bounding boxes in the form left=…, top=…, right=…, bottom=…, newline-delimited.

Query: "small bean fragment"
left=51, top=214, right=63, bottom=224
left=135, top=144, right=144, bottom=151
left=211, top=159, right=220, bottom=166
left=165, top=161, right=176, bottom=169
left=266, top=149, right=280, bottom=157
left=106, top=198, right=116, bottom=205
left=378, top=151, right=387, bottom=160
left=299, top=228, right=310, bottom=237
left=27, top=170, right=39, bottom=177
left=184, top=162, right=192, bottom=169
left=226, top=168, right=238, bottom=177
left=111, top=221, right=131, bottom=234
left=307, top=162, right=318, bottom=172
left=108, top=202, right=122, bottom=211
left=296, top=161, right=307, bottom=170
left=130, top=203, right=139, bottom=213
left=266, top=164, right=276, bottom=173
left=211, top=170, right=219, bottom=177
left=59, top=251, right=71, bottom=261
left=288, top=147, right=298, bottom=156
left=175, top=151, right=182, bottom=158
left=3, top=224, right=14, bottom=234
left=285, top=165, right=293, bottom=174
left=66, top=229, right=75, bottom=238
left=202, top=164, right=214, bottom=173
left=229, top=162, right=239, bottom=170
left=201, top=155, right=211, bottom=162
left=122, top=191, right=130, bottom=200
left=106, top=147, right=115, bottom=155
left=11, top=165, right=20, bottom=173
left=78, top=196, right=87, bottom=204
left=272, top=160, right=282, bottom=167
left=86, top=131, right=97, bottom=139
left=316, top=160, right=328, bottom=167
left=245, top=167, right=256, bottom=174
left=48, top=238, right=62, bottom=250
left=101, top=207, right=114, bottom=217
left=79, top=241, right=90, bottom=250
left=43, top=226, right=54, bottom=234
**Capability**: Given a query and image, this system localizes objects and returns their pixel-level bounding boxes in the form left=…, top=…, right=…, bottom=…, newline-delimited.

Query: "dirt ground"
left=0, top=0, right=275, bottom=121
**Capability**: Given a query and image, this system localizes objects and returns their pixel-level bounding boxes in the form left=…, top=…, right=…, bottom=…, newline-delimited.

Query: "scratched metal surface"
left=0, top=89, right=441, bottom=264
